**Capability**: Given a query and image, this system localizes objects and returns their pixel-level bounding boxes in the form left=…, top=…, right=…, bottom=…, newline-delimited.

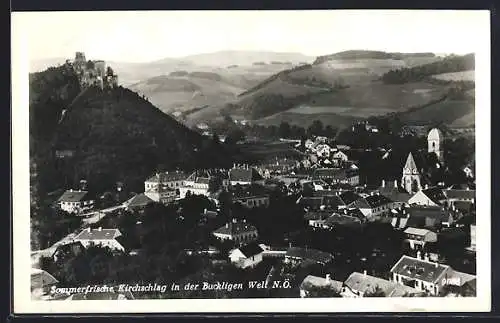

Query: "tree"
left=278, top=122, right=291, bottom=139
left=307, top=120, right=324, bottom=137
left=364, top=285, right=386, bottom=297
left=225, top=128, right=245, bottom=145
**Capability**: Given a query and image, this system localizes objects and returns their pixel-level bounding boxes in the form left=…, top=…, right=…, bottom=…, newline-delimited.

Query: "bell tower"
left=401, top=152, right=422, bottom=194
left=427, top=128, right=444, bottom=162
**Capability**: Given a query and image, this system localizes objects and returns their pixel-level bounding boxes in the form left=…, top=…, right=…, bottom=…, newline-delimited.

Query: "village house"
left=341, top=271, right=422, bottom=298
left=408, top=186, right=448, bottom=206
left=179, top=173, right=211, bottom=199
left=385, top=208, right=410, bottom=230
left=284, top=247, right=334, bottom=266
left=212, top=218, right=259, bottom=244
left=443, top=188, right=476, bottom=205
left=406, top=205, right=455, bottom=230
left=377, top=179, right=411, bottom=208
left=323, top=213, right=364, bottom=229
left=390, top=254, right=454, bottom=296
left=74, top=227, right=125, bottom=252
left=31, top=268, right=59, bottom=300
left=299, top=274, right=343, bottom=298
left=350, top=193, right=394, bottom=220
left=123, top=193, right=155, bottom=212
left=404, top=227, right=438, bottom=250
left=315, top=143, right=333, bottom=158
left=304, top=210, right=333, bottom=228
left=228, top=165, right=263, bottom=186
left=312, top=168, right=360, bottom=186
left=51, top=241, right=85, bottom=263
left=232, top=192, right=270, bottom=209
left=331, top=150, right=350, bottom=166
left=144, top=170, right=188, bottom=195
left=229, top=242, right=265, bottom=269
left=57, top=189, right=95, bottom=214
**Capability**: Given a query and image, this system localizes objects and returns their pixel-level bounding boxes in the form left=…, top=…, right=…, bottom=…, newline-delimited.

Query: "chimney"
left=97, top=227, right=102, bottom=231
left=232, top=218, right=237, bottom=223
left=382, top=180, right=385, bottom=188
left=326, top=274, right=331, bottom=282
left=425, top=184, right=429, bottom=190
left=394, top=180, right=398, bottom=188
left=226, top=223, right=229, bottom=228
left=363, top=270, right=367, bottom=276
left=416, top=251, right=421, bottom=259
left=370, top=191, right=374, bottom=196
left=424, top=253, right=429, bottom=262
left=435, top=262, right=438, bottom=268
left=289, top=242, right=292, bottom=248
left=86, top=227, right=91, bottom=232
left=343, top=209, right=347, bottom=215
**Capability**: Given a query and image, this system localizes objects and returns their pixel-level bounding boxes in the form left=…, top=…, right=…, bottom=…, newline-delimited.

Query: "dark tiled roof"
left=390, top=255, right=450, bottom=284
left=406, top=206, right=451, bottom=228
left=421, top=187, right=448, bottom=204
left=444, top=189, right=475, bottom=200
left=322, top=195, right=346, bottom=209
left=324, top=214, right=362, bottom=227
left=365, top=194, right=393, bottom=208
left=57, top=190, right=89, bottom=202
left=146, top=171, right=188, bottom=183
left=213, top=220, right=257, bottom=236
left=75, top=228, right=121, bottom=240
left=286, top=247, right=333, bottom=264
left=52, top=241, right=85, bottom=257
left=339, top=191, right=361, bottom=205
left=298, top=197, right=324, bottom=210
left=378, top=182, right=411, bottom=203
left=238, top=242, right=264, bottom=258
left=125, top=193, right=154, bottom=208
left=229, top=168, right=262, bottom=182
left=300, top=275, right=343, bottom=292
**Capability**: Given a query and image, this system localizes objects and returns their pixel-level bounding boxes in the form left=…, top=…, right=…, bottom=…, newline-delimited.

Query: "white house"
left=315, top=144, right=332, bottom=158
left=57, top=189, right=94, bottom=214
left=341, top=271, right=422, bottom=298
left=212, top=218, right=259, bottom=244
left=332, top=150, right=349, bottom=163
left=350, top=194, right=393, bottom=220
left=144, top=171, right=188, bottom=193
left=74, top=227, right=125, bottom=252
left=404, top=227, right=438, bottom=250
left=299, top=274, right=343, bottom=298
left=390, top=254, right=454, bottom=296
left=229, top=242, right=265, bottom=269
left=179, top=177, right=210, bottom=199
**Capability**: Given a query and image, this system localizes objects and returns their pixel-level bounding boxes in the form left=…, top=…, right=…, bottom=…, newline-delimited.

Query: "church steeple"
left=401, top=152, right=421, bottom=194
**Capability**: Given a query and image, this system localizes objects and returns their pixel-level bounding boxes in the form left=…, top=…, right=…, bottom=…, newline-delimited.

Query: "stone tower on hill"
left=427, top=128, right=444, bottom=163
left=401, top=152, right=422, bottom=194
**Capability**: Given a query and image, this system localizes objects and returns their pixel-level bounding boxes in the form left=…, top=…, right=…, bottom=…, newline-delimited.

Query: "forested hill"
left=29, top=64, right=232, bottom=194
left=313, top=50, right=436, bottom=65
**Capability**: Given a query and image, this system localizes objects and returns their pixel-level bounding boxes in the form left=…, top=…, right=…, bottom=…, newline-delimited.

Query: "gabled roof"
left=75, top=228, right=122, bottom=240
left=344, top=272, right=421, bottom=297
left=324, top=214, right=362, bottom=227
left=238, top=242, right=264, bottom=258
left=298, top=196, right=324, bottom=210
left=304, top=210, right=333, bottom=221
left=420, top=187, right=447, bottom=204
left=378, top=182, right=411, bottom=203
left=404, top=227, right=434, bottom=236
left=390, top=255, right=450, bottom=284
left=124, top=193, right=154, bottom=208
left=31, top=268, right=59, bottom=289
left=406, top=206, right=451, bottom=228
left=339, top=191, right=361, bottom=205
left=286, top=247, right=334, bottom=264
left=404, top=152, right=419, bottom=172
left=51, top=241, right=85, bottom=257
left=213, top=220, right=257, bottom=236
left=229, top=168, right=262, bottom=182
left=300, top=275, right=343, bottom=292
left=57, top=190, right=89, bottom=202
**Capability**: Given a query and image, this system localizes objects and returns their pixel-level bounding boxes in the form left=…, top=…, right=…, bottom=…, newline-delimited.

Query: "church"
left=400, top=127, right=445, bottom=194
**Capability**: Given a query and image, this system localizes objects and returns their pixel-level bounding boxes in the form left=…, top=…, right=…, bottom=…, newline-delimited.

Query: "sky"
left=12, top=10, right=489, bottom=63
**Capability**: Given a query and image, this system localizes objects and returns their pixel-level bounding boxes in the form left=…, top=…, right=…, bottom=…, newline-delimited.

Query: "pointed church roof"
left=427, top=128, right=443, bottom=141
left=404, top=152, right=419, bottom=172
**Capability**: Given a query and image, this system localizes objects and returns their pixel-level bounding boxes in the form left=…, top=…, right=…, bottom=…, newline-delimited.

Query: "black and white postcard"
left=12, top=10, right=491, bottom=313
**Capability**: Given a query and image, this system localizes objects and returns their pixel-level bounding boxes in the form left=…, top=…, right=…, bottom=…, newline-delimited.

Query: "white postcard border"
left=12, top=10, right=491, bottom=313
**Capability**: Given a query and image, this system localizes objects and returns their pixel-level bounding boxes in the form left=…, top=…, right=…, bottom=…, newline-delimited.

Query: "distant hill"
left=187, top=51, right=474, bottom=129
left=179, top=50, right=314, bottom=67
left=29, top=65, right=232, bottom=194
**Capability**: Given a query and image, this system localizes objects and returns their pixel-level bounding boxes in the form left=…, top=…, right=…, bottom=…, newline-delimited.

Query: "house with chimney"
left=212, top=218, right=259, bottom=244
left=390, top=254, right=454, bottom=296
left=144, top=170, right=188, bottom=200
left=299, top=274, right=343, bottom=297
left=229, top=165, right=263, bottom=186
left=57, top=189, right=95, bottom=214
left=341, top=271, right=423, bottom=298
left=229, top=242, right=265, bottom=269
left=179, top=173, right=211, bottom=199
left=74, top=227, right=125, bottom=252
left=350, top=193, right=394, bottom=220
left=404, top=227, right=438, bottom=250
left=405, top=205, right=455, bottom=230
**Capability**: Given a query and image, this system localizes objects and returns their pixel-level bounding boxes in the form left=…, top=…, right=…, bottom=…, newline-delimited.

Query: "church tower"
left=401, top=152, right=422, bottom=194
left=427, top=128, right=444, bottom=162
